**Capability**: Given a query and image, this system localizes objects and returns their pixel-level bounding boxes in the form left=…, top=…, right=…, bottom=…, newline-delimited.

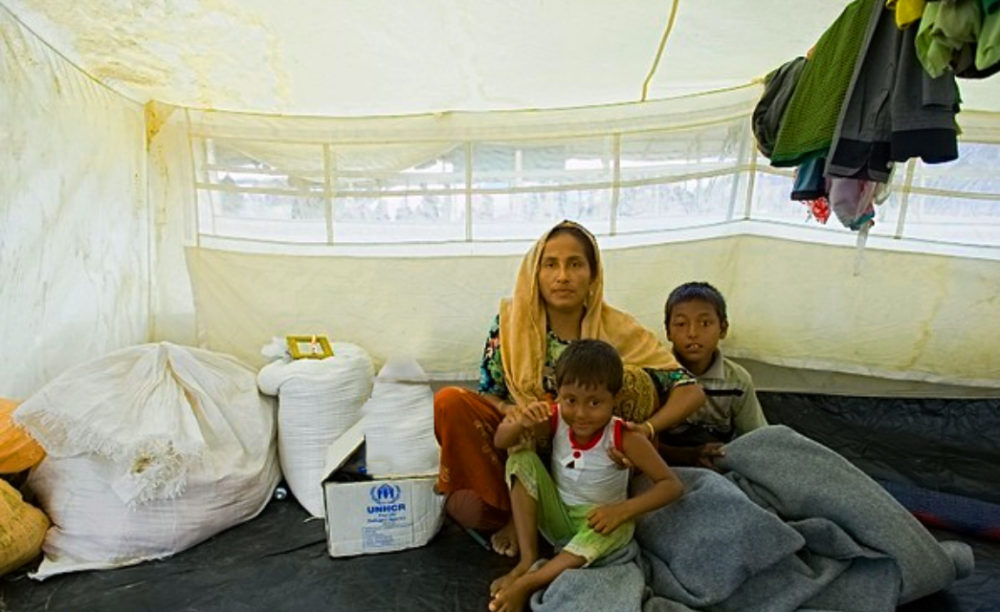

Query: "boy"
left=660, top=281, right=767, bottom=467
left=489, top=339, right=683, bottom=612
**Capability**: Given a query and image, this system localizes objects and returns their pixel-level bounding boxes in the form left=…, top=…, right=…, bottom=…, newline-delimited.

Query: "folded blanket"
left=718, top=425, right=974, bottom=605
left=529, top=539, right=645, bottom=612
left=636, top=468, right=805, bottom=608
left=533, top=425, right=974, bottom=612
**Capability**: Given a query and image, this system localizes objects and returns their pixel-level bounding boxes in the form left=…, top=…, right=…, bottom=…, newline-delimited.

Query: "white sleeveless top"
left=550, top=405, right=629, bottom=507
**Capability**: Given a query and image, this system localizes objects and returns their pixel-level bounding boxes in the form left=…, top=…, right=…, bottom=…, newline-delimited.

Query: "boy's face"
left=557, top=381, right=616, bottom=441
left=666, top=299, right=728, bottom=375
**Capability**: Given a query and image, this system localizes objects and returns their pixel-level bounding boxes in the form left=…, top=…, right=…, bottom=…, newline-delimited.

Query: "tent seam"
left=0, top=1, right=144, bottom=107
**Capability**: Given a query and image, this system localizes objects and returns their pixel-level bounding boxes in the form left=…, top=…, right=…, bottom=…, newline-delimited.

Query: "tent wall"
left=146, top=92, right=1000, bottom=392
left=184, top=237, right=1000, bottom=389
left=0, top=11, right=148, bottom=398
left=147, top=107, right=197, bottom=347
left=3, top=3, right=996, bottom=397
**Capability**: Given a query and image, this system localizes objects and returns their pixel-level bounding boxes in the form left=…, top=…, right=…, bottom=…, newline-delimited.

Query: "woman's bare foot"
left=489, top=561, right=532, bottom=596
left=489, top=578, right=532, bottom=612
left=490, top=521, right=519, bottom=557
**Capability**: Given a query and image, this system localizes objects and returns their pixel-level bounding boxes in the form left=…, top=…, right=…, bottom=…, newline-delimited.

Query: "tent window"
left=470, top=136, right=615, bottom=239
left=190, top=122, right=1000, bottom=251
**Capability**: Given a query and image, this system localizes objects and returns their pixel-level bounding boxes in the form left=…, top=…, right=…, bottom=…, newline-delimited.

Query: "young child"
left=488, top=339, right=684, bottom=612
left=660, top=281, right=767, bottom=467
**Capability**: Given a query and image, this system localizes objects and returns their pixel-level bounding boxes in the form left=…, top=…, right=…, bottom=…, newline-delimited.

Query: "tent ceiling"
left=5, top=0, right=999, bottom=115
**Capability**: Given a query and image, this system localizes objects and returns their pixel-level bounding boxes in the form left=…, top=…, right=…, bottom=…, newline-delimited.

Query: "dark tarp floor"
left=2, top=496, right=999, bottom=612
left=1, top=499, right=509, bottom=612
left=3, top=391, right=999, bottom=612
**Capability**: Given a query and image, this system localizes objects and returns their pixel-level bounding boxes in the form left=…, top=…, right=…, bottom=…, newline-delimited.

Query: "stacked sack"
left=257, top=340, right=374, bottom=517
left=361, top=356, right=439, bottom=476
left=14, top=343, right=280, bottom=579
left=0, top=398, right=48, bottom=576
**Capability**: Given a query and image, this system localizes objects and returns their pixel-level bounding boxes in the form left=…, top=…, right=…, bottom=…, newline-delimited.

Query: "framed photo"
left=286, top=335, right=333, bottom=360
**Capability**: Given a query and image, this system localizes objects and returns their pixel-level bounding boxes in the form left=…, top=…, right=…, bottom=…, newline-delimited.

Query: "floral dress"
left=478, top=314, right=696, bottom=406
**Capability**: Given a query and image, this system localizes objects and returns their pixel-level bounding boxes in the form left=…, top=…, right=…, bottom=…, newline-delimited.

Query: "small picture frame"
left=286, top=335, right=333, bottom=360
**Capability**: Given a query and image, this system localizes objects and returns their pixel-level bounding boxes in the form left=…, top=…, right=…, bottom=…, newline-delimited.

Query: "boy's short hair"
left=555, top=339, right=624, bottom=395
left=665, top=282, right=728, bottom=326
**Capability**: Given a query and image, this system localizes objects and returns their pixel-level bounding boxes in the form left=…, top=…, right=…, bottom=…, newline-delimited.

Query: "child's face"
left=557, top=381, right=616, bottom=440
left=666, top=299, right=727, bottom=375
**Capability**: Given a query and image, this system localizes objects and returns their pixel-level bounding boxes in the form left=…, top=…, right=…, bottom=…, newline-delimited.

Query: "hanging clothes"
left=789, top=156, right=883, bottom=231
left=791, top=155, right=828, bottom=201
left=826, top=1, right=959, bottom=182
left=828, top=178, right=878, bottom=230
left=769, top=0, right=877, bottom=168
left=977, top=5, right=1000, bottom=69
left=752, top=56, right=807, bottom=159
left=915, top=0, right=982, bottom=78
left=790, top=155, right=832, bottom=224
left=888, top=0, right=928, bottom=29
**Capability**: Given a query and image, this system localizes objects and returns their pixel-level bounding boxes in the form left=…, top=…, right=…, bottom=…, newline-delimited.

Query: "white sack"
left=15, top=342, right=279, bottom=579
left=361, top=356, right=439, bottom=476
left=257, top=342, right=374, bottom=517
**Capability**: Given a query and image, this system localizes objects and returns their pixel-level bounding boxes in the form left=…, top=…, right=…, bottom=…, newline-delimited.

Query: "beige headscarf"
left=498, top=221, right=681, bottom=407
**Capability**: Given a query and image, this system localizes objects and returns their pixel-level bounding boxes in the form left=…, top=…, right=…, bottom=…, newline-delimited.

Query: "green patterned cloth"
left=770, top=0, right=876, bottom=167
left=477, top=314, right=695, bottom=402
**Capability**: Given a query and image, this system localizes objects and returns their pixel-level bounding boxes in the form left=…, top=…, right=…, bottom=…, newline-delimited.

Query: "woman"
left=434, top=221, right=705, bottom=556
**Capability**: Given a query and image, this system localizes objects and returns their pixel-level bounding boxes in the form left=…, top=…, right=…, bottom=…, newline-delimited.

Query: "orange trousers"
left=433, top=387, right=510, bottom=530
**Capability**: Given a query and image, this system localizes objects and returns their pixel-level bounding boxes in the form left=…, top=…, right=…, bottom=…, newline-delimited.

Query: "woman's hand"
left=514, top=400, right=550, bottom=429
left=607, top=420, right=655, bottom=469
left=587, top=503, right=630, bottom=534
left=607, top=444, right=632, bottom=469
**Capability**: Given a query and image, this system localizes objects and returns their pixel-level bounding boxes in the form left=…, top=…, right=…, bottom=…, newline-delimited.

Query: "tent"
left=2, top=0, right=998, bottom=399
left=2, top=0, right=998, bottom=609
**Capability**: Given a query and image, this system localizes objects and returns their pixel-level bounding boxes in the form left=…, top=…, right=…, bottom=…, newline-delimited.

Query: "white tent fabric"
left=1, top=1, right=999, bottom=401
left=183, top=236, right=1000, bottom=389
left=5, top=0, right=998, bottom=115
left=0, top=8, right=148, bottom=399
left=146, top=89, right=999, bottom=389
left=0, top=1, right=847, bottom=114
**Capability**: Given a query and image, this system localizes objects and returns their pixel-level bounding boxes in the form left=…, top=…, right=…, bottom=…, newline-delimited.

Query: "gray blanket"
left=531, top=425, right=973, bottom=612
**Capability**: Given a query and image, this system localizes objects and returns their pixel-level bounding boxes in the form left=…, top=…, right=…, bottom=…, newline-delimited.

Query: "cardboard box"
left=322, top=419, right=445, bottom=557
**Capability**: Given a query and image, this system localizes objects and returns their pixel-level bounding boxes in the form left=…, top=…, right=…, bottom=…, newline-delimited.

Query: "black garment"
left=827, top=3, right=959, bottom=182
left=956, top=43, right=1000, bottom=78
left=752, top=56, right=808, bottom=159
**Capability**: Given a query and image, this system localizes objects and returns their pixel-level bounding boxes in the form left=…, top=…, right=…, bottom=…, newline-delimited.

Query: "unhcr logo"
left=367, top=483, right=405, bottom=514
left=370, top=483, right=401, bottom=504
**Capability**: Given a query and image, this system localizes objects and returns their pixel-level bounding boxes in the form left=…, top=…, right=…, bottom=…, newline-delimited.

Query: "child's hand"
left=514, top=400, right=550, bottom=429
left=694, top=442, right=725, bottom=470
left=587, top=503, right=630, bottom=534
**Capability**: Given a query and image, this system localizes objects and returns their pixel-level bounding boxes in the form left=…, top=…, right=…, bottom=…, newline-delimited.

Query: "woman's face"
left=537, top=231, right=594, bottom=313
